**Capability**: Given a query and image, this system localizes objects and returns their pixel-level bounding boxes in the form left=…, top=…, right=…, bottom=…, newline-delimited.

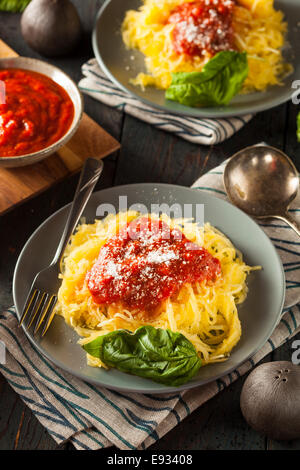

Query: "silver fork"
left=19, top=157, right=104, bottom=336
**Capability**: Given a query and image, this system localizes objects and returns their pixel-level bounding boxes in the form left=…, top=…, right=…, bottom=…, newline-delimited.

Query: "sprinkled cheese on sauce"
left=167, top=0, right=235, bottom=57
left=86, top=217, right=221, bottom=314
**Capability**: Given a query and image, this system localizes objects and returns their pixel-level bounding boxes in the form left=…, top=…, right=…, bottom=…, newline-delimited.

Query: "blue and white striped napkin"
left=78, top=59, right=253, bottom=145
left=0, top=162, right=299, bottom=450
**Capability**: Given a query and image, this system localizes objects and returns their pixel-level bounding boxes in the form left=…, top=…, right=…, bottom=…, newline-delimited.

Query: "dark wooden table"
left=0, top=0, right=299, bottom=451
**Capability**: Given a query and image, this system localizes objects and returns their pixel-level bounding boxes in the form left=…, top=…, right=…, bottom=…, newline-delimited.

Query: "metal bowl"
left=0, top=57, right=83, bottom=168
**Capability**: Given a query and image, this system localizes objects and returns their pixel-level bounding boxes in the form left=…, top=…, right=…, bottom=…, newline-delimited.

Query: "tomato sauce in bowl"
left=0, top=68, right=74, bottom=157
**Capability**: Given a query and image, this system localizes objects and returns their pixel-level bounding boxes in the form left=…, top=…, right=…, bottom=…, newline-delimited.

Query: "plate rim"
left=12, top=183, right=286, bottom=393
left=92, top=0, right=295, bottom=119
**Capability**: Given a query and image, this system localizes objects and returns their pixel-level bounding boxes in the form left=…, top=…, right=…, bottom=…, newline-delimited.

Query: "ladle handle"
left=275, top=213, right=300, bottom=238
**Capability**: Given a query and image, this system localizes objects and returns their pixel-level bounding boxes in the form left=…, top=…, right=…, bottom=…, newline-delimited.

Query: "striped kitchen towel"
left=0, top=161, right=299, bottom=450
left=78, top=59, right=253, bottom=145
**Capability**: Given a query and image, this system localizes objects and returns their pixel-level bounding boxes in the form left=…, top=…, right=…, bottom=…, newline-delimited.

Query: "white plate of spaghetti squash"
left=13, top=184, right=285, bottom=393
left=92, top=0, right=299, bottom=117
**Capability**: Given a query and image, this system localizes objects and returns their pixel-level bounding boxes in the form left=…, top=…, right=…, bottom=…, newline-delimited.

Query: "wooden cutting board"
left=0, top=40, right=120, bottom=215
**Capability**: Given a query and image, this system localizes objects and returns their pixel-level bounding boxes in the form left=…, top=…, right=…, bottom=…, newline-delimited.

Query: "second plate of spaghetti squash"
left=92, top=0, right=299, bottom=117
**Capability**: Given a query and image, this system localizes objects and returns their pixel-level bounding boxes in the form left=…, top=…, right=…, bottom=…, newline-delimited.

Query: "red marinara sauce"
left=86, top=217, right=221, bottom=316
left=167, top=0, right=235, bottom=58
left=0, top=68, right=74, bottom=157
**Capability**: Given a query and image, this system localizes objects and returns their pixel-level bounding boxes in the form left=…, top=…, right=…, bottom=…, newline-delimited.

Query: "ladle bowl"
left=224, top=145, right=300, bottom=237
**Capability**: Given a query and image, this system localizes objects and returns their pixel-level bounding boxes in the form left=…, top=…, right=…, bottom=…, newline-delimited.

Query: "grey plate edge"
left=12, top=183, right=286, bottom=394
left=91, top=0, right=294, bottom=119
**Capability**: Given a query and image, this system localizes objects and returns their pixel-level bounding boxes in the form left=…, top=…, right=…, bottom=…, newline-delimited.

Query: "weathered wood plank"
left=266, top=98, right=300, bottom=450
left=283, top=100, right=300, bottom=170
left=114, top=104, right=288, bottom=187
left=0, top=374, right=66, bottom=449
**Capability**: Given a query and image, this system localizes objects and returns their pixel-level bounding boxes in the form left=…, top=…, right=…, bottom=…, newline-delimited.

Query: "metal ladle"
left=223, top=145, right=300, bottom=237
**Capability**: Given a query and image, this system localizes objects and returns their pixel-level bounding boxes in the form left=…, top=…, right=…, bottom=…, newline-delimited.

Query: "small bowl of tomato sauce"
left=0, top=57, right=83, bottom=167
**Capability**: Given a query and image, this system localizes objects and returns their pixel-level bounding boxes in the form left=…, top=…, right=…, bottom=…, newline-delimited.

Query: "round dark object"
left=21, top=0, right=82, bottom=57
left=240, top=361, right=300, bottom=440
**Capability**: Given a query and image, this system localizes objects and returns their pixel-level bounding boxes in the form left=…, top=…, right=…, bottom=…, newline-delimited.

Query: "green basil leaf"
left=297, top=111, right=300, bottom=143
left=165, top=51, right=248, bottom=107
left=0, top=0, right=30, bottom=12
left=83, top=326, right=202, bottom=386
